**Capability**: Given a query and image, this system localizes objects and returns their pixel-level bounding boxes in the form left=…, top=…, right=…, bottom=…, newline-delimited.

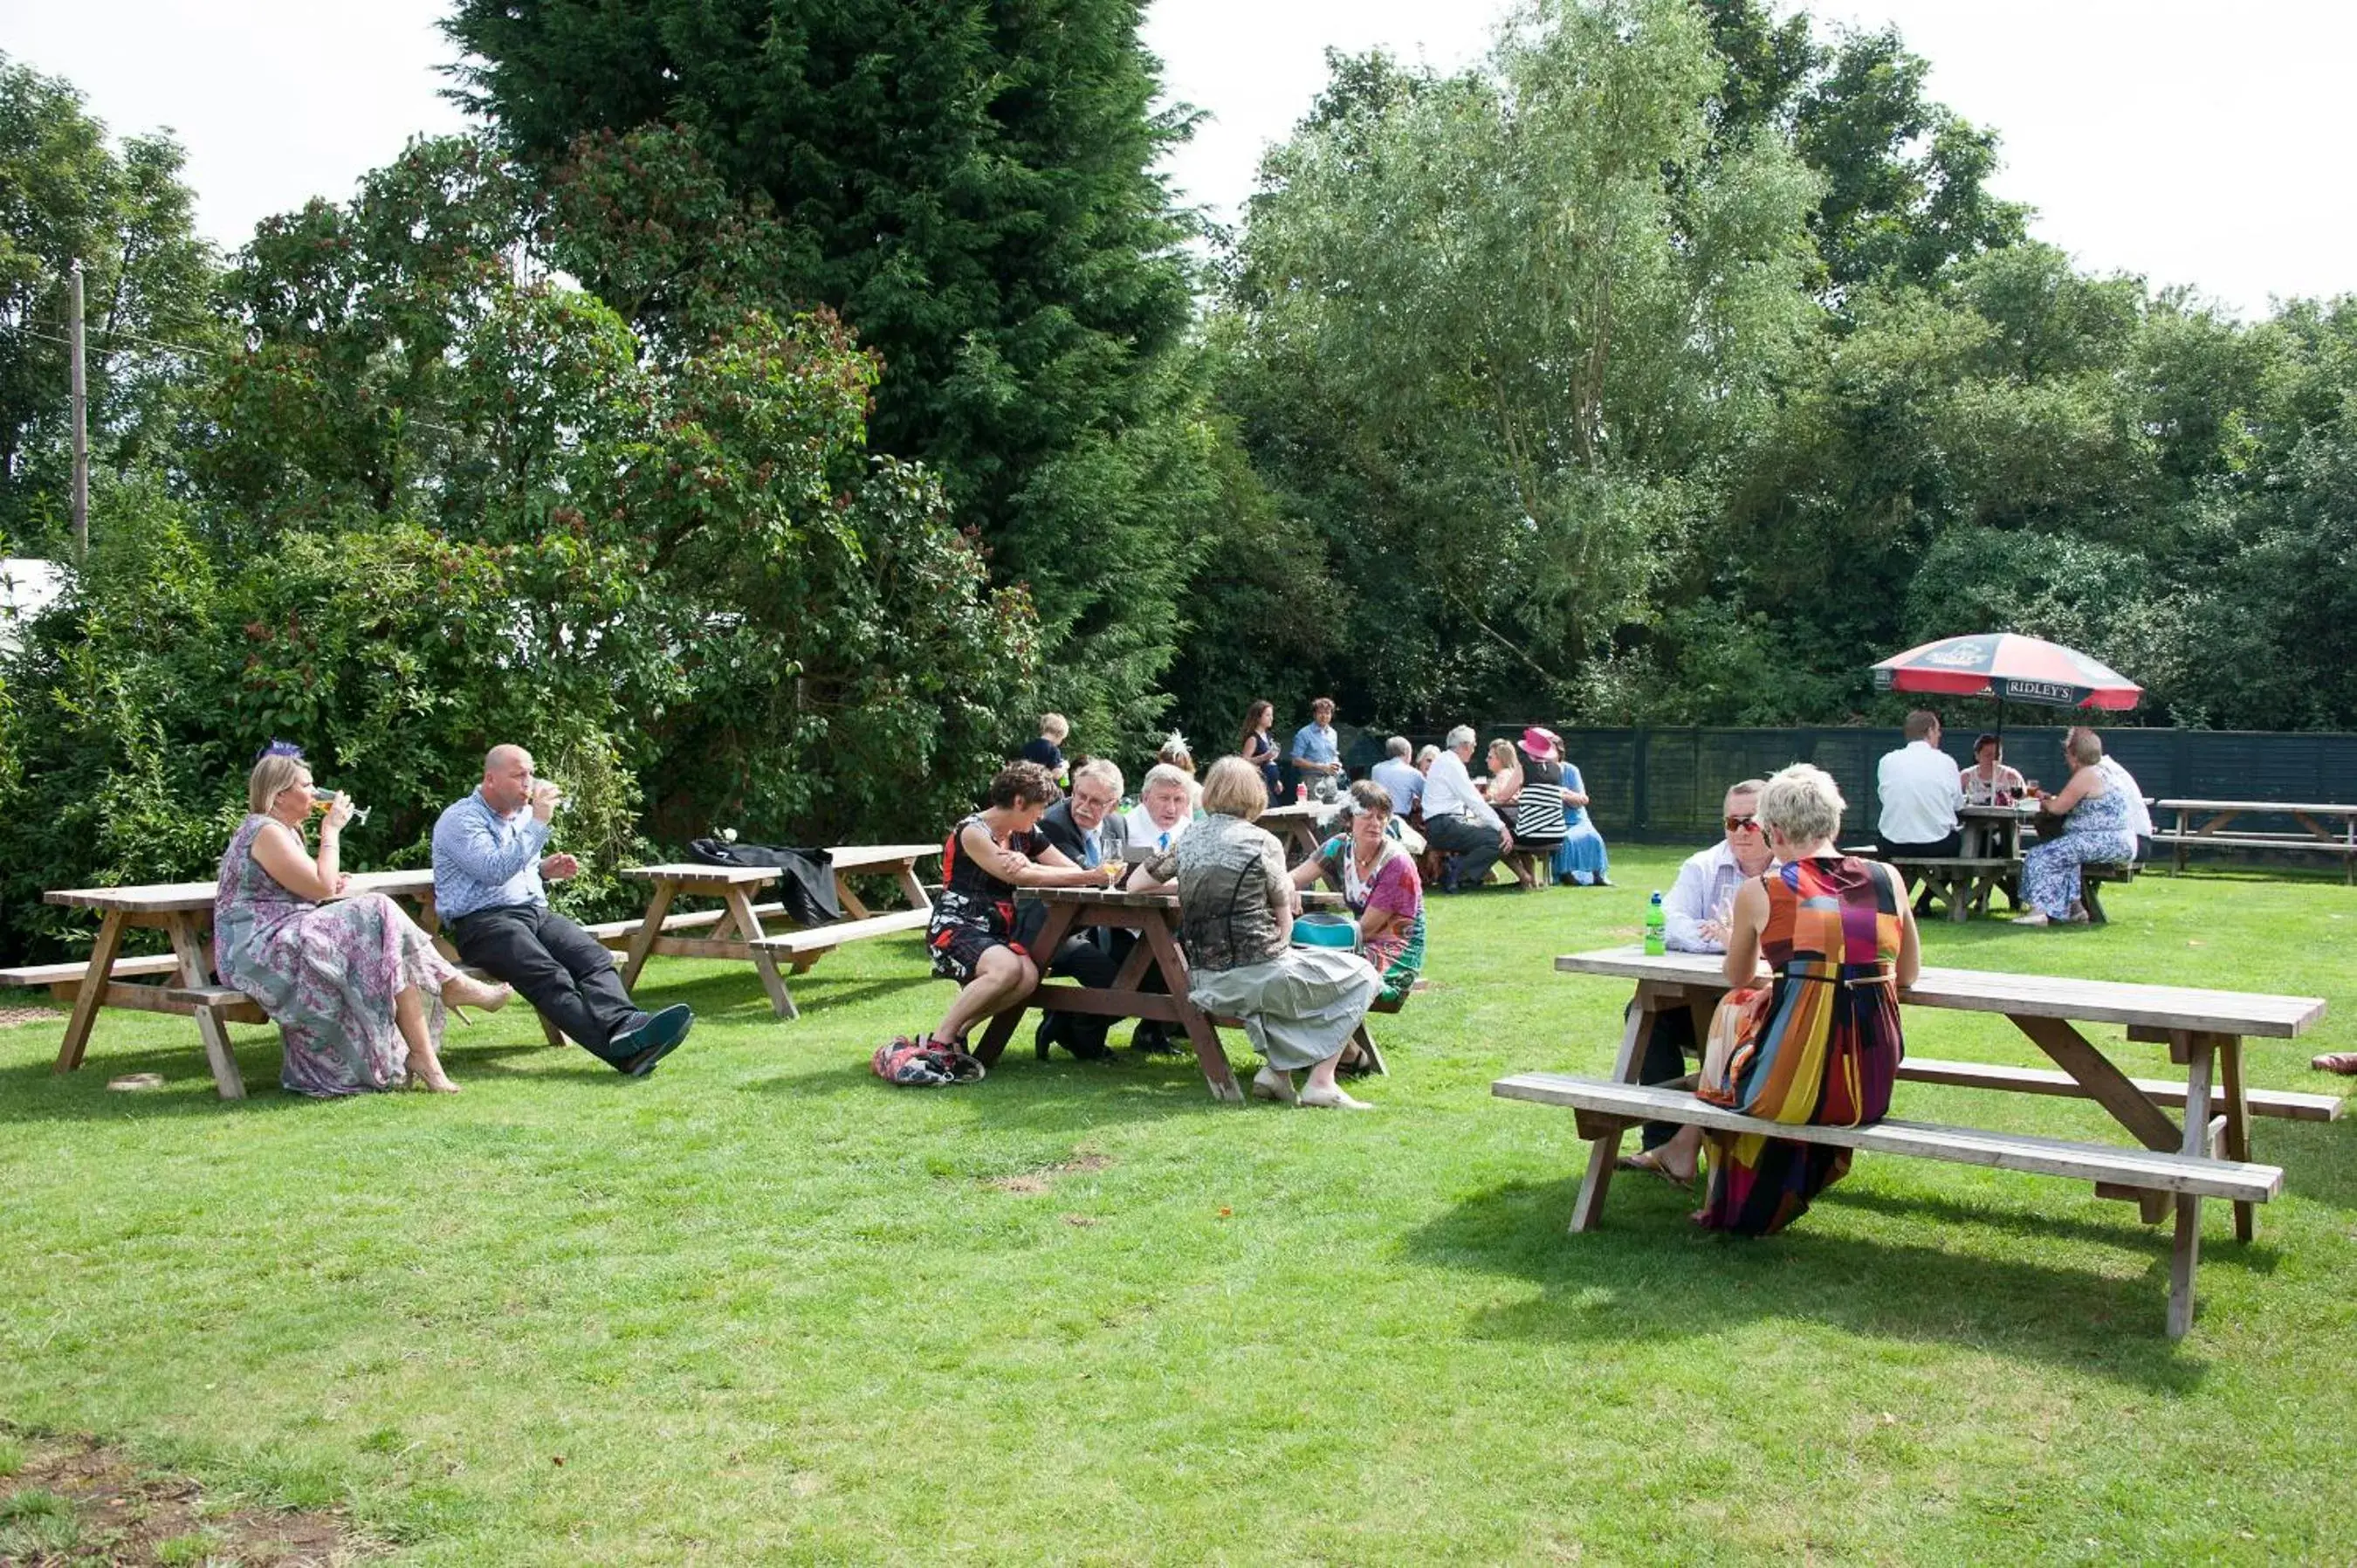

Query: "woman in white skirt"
left=1131, top=756, right=1378, bottom=1109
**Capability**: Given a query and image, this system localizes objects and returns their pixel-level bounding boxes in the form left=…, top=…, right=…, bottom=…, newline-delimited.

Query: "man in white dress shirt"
left=1420, top=725, right=1511, bottom=891
left=1618, top=780, right=1773, bottom=1167
left=1877, top=709, right=1963, bottom=916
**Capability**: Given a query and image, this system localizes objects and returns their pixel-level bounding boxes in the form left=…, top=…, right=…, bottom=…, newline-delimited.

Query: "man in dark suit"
left=1020, top=760, right=1130, bottom=1060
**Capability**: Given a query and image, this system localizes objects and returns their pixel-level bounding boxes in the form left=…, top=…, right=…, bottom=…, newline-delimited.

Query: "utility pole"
left=68, top=259, right=89, bottom=565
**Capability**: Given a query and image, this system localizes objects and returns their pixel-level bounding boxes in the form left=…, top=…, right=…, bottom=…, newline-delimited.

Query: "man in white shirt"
left=1618, top=780, right=1773, bottom=1168
left=1420, top=725, right=1511, bottom=891
left=2079, top=732, right=2154, bottom=854
left=1370, top=736, right=1424, bottom=817
left=1121, top=766, right=1193, bottom=855
left=1877, top=709, right=1963, bottom=915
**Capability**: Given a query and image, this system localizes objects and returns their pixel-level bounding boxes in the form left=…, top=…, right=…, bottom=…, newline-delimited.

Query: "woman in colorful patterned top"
left=1290, top=780, right=1425, bottom=1008
left=911, top=762, right=1125, bottom=1057
left=1629, top=763, right=1919, bottom=1235
left=1133, top=757, right=1380, bottom=1109
left=215, top=745, right=511, bottom=1096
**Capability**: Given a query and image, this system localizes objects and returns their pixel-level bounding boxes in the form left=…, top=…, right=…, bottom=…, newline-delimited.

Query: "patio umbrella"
left=1871, top=633, right=2141, bottom=741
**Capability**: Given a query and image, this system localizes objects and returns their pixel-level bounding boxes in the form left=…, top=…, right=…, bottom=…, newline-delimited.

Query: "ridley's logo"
left=2002, top=679, right=2077, bottom=704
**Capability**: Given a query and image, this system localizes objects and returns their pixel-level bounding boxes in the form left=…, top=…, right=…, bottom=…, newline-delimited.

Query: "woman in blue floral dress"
left=215, top=746, right=508, bottom=1095
left=2016, top=730, right=2137, bottom=926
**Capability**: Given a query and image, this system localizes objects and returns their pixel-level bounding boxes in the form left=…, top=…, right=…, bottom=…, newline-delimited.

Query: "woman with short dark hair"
left=899, top=762, right=1124, bottom=1064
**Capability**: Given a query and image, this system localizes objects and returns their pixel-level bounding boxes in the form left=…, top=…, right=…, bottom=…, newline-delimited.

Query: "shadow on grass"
left=1402, top=1173, right=2214, bottom=1386
left=742, top=1032, right=1249, bottom=1131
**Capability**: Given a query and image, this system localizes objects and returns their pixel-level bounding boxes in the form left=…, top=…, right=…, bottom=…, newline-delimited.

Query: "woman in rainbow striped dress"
left=1644, top=763, right=1920, bottom=1235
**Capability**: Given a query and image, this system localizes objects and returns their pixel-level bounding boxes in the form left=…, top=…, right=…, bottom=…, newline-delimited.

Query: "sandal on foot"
left=2312, top=1052, right=2357, bottom=1075
left=1614, top=1148, right=1694, bottom=1187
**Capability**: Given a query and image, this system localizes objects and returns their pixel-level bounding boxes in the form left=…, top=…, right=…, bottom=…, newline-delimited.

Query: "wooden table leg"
left=2219, top=1037, right=2254, bottom=1243
left=1569, top=991, right=1660, bottom=1232
left=1140, top=916, right=1239, bottom=1102
left=56, top=909, right=127, bottom=1075
left=166, top=911, right=247, bottom=1101
left=834, top=873, right=873, bottom=921
left=725, top=887, right=797, bottom=1019
left=2168, top=1032, right=2215, bottom=1339
left=619, top=880, right=676, bottom=990
left=894, top=859, right=931, bottom=912
left=972, top=902, right=1078, bottom=1067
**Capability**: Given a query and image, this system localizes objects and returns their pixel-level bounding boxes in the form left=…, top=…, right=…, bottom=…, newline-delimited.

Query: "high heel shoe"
left=442, top=978, right=512, bottom=1027
left=406, top=1063, right=462, bottom=1094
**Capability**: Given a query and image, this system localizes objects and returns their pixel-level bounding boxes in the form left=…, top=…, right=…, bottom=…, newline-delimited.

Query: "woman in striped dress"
left=1639, top=763, right=1919, bottom=1235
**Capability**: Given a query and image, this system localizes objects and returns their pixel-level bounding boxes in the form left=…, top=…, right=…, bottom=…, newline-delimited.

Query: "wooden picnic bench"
left=2154, top=799, right=2357, bottom=884
left=10, top=870, right=551, bottom=1100
left=976, top=886, right=1383, bottom=1101
left=1256, top=801, right=1341, bottom=865
left=594, top=844, right=938, bottom=1020
left=1494, top=945, right=2329, bottom=1337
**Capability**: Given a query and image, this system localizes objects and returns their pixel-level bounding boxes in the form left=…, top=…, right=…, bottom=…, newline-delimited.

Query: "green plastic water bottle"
left=1644, top=891, right=1666, bottom=956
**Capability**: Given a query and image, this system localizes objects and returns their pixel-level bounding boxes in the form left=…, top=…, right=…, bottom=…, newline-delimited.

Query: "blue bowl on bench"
left=1291, top=911, right=1359, bottom=950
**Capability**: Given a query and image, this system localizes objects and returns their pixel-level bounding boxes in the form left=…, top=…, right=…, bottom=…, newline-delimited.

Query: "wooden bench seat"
left=1491, top=1073, right=2282, bottom=1204
left=0, top=953, right=182, bottom=989
left=750, top=906, right=931, bottom=959
left=581, top=901, right=787, bottom=943
left=1897, top=1055, right=2340, bottom=1122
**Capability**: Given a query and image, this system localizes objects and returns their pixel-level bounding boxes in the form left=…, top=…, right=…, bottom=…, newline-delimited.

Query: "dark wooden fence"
left=1350, top=725, right=2357, bottom=845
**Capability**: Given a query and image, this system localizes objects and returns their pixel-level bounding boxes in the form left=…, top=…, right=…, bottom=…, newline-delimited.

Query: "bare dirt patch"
left=0, top=1433, right=380, bottom=1566
left=983, top=1151, right=1113, bottom=1195
left=0, top=1004, right=61, bottom=1029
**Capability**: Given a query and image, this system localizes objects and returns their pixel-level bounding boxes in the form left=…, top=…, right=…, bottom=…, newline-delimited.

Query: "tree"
left=0, top=52, right=216, bottom=545
left=1219, top=0, right=1821, bottom=720
left=442, top=0, right=1213, bottom=744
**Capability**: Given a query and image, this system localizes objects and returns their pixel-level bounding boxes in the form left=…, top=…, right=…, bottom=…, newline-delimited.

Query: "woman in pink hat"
left=1514, top=726, right=1612, bottom=888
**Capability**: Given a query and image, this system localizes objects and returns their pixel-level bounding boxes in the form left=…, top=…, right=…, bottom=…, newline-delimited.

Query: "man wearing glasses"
left=1021, top=759, right=1131, bottom=1060
left=1618, top=780, right=1773, bottom=1176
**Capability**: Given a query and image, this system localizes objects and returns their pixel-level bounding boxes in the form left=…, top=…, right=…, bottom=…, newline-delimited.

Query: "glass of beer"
left=309, top=787, right=372, bottom=827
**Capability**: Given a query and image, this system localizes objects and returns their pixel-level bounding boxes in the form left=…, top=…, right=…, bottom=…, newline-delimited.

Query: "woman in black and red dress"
left=910, top=762, right=1124, bottom=1057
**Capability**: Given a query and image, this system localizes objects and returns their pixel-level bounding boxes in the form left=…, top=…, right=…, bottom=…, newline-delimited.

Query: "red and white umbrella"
left=1872, top=634, right=2142, bottom=711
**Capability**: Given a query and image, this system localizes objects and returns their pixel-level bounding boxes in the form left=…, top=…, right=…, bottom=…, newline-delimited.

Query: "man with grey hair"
left=433, top=744, right=693, bottom=1076
left=1419, top=725, right=1511, bottom=891
left=1371, top=735, right=1425, bottom=818
left=1122, top=763, right=1195, bottom=855
left=1016, top=758, right=1131, bottom=1062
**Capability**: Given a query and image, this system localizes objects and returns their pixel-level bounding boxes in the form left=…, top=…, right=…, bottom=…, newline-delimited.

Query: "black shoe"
left=1132, top=1021, right=1179, bottom=1056
left=615, top=1004, right=694, bottom=1076
left=1034, top=1012, right=1061, bottom=1062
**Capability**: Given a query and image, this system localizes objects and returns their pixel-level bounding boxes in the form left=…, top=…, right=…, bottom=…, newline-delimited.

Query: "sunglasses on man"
left=1724, top=815, right=1761, bottom=832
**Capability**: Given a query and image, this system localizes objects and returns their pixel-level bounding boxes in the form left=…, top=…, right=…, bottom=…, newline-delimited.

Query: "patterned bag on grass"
left=872, top=1035, right=986, bottom=1088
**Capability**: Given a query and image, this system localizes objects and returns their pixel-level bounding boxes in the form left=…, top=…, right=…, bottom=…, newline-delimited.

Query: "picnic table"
left=594, top=844, right=938, bottom=1020
left=21, top=870, right=470, bottom=1100
left=975, top=886, right=1382, bottom=1102
left=2154, top=799, right=2357, bottom=884
left=1494, top=945, right=2331, bottom=1337
left=1257, top=801, right=1340, bottom=865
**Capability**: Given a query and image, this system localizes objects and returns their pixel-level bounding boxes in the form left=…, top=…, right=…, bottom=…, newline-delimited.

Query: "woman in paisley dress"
left=215, top=746, right=509, bottom=1096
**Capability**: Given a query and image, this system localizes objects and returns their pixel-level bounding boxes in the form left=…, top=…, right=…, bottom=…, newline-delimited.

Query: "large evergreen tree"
left=443, top=0, right=1211, bottom=739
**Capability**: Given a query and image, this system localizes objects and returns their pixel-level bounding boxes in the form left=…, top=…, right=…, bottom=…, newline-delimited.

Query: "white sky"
left=5, top=0, right=2353, bottom=318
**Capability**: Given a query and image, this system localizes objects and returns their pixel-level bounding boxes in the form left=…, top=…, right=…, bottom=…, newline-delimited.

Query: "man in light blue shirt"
left=1287, top=696, right=1344, bottom=801
left=1618, top=779, right=1772, bottom=1173
left=1369, top=736, right=1424, bottom=817
left=433, top=744, right=693, bottom=1076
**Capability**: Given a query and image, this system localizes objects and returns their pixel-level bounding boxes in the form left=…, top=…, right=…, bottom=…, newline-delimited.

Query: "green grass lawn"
left=3, top=849, right=2354, bottom=1564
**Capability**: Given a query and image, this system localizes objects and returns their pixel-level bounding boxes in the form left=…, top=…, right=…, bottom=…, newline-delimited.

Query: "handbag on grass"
left=1696, top=984, right=1772, bottom=1108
